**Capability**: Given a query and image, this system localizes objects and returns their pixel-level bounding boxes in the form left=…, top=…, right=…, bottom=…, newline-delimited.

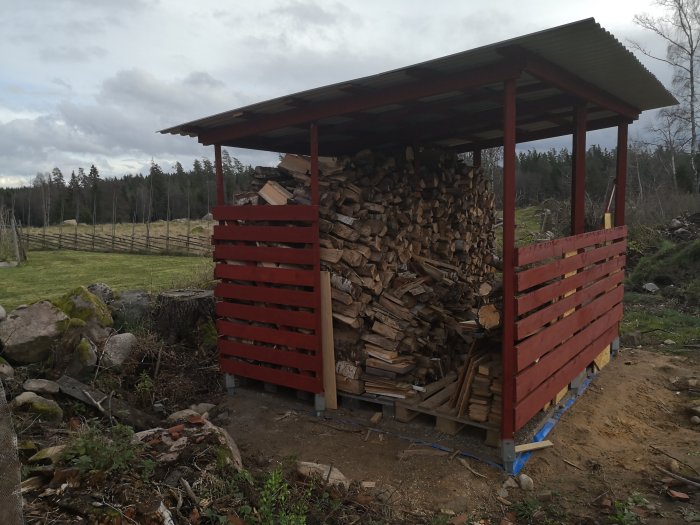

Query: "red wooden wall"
left=510, top=226, right=627, bottom=431
left=212, top=204, right=324, bottom=393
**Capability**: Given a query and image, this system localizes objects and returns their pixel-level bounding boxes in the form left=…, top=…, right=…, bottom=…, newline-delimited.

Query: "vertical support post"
left=473, top=148, right=482, bottom=170
left=214, top=144, right=225, bottom=206
left=615, top=123, right=628, bottom=227
left=310, top=123, right=320, bottom=206
left=571, top=105, right=587, bottom=234
left=310, top=122, right=324, bottom=414
left=501, top=78, right=517, bottom=470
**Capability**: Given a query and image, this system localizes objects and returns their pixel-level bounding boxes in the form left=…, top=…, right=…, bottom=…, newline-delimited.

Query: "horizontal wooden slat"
left=514, top=325, right=619, bottom=430
left=515, top=307, right=622, bottom=401
left=213, top=224, right=318, bottom=244
left=515, top=285, right=623, bottom=371
left=215, top=264, right=315, bottom=287
left=515, top=271, right=624, bottom=339
left=214, top=245, right=315, bottom=265
left=220, top=358, right=323, bottom=393
left=213, top=204, right=318, bottom=222
left=516, top=256, right=625, bottom=316
left=216, top=302, right=316, bottom=330
left=516, top=226, right=627, bottom=266
left=219, top=340, right=320, bottom=372
left=215, top=283, right=317, bottom=308
left=217, top=319, right=319, bottom=351
left=516, top=240, right=626, bottom=292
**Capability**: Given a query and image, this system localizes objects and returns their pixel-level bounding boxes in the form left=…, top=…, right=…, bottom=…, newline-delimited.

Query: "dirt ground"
left=212, top=346, right=700, bottom=523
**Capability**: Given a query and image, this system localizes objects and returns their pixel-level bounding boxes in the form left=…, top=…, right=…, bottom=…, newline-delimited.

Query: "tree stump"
left=152, top=289, right=215, bottom=344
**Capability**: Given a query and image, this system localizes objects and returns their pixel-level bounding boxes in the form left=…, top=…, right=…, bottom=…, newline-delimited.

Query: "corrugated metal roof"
left=160, top=18, right=677, bottom=155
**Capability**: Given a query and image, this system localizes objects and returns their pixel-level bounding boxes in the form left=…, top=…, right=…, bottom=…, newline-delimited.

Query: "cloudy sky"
left=0, top=0, right=673, bottom=187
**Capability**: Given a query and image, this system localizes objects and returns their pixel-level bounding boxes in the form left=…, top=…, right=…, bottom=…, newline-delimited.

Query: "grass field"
left=0, top=251, right=214, bottom=311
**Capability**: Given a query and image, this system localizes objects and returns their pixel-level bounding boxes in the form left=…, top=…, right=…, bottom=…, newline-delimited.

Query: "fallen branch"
left=650, top=445, right=700, bottom=476
left=179, top=477, right=199, bottom=506
left=457, top=457, right=487, bottom=478
left=655, top=465, right=700, bottom=488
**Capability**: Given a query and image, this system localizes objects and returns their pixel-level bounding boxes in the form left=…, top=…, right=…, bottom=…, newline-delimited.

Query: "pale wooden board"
left=594, top=344, right=611, bottom=371
left=321, top=271, right=338, bottom=409
left=514, top=440, right=554, bottom=453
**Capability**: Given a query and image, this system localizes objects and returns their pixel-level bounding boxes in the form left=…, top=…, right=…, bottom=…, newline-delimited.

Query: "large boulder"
left=87, top=282, right=114, bottom=305
left=0, top=301, right=68, bottom=364
left=110, top=290, right=151, bottom=330
left=53, top=286, right=113, bottom=343
left=102, top=332, right=137, bottom=367
left=65, top=337, right=98, bottom=378
left=0, top=304, right=6, bottom=321
left=0, top=356, right=13, bottom=380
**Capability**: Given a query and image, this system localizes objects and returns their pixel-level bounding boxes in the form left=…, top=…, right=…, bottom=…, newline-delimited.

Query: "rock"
left=202, top=212, right=213, bottom=221
left=0, top=304, right=6, bottom=321
left=63, top=219, right=77, bottom=226
left=110, top=290, right=151, bottom=330
left=668, top=459, right=681, bottom=473
left=674, top=228, right=693, bottom=239
left=65, top=337, right=98, bottom=378
left=669, top=218, right=683, bottom=229
left=87, top=283, right=114, bottom=305
left=28, top=445, right=66, bottom=464
left=54, top=286, right=113, bottom=342
left=691, top=406, right=700, bottom=417
left=621, top=331, right=642, bottom=347
left=663, top=339, right=676, bottom=346
left=166, top=409, right=201, bottom=423
left=0, top=356, right=14, bottom=380
left=102, top=333, right=138, bottom=367
left=11, top=391, right=63, bottom=421
left=297, top=461, right=350, bottom=489
left=690, top=415, right=700, bottom=425
left=22, top=379, right=60, bottom=395
left=0, top=301, right=69, bottom=364
left=642, top=282, right=660, bottom=293
left=497, top=487, right=509, bottom=498
left=667, top=488, right=690, bottom=502
left=189, top=402, right=216, bottom=415
left=502, top=477, right=519, bottom=489
left=518, top=473, right=534, bottom=491
left=537, top=490, right=553, bottom=502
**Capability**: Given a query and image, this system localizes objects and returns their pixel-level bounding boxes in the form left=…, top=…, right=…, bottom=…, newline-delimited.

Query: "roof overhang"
left=160, top=18, right=677, bottom=156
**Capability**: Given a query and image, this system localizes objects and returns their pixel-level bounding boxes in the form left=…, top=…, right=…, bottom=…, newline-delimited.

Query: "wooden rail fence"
left=22, top=231, right=212, bottom=256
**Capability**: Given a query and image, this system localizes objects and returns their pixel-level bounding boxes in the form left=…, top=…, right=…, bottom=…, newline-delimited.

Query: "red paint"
left=515, top=271, right=624, bottom=339
left=213, top=204, right=318, bottom=222
left=214, top=245, right=316, bottom=265
left=220, top=358, right=323, bottom=393
left=515, top=286, right=624, bottom=371
left=615, top=124, right=628, bottom=226
left=501, top=78, right=517, bottom=440
left=516, top=256, right=625, bottom=316
left=219, top=340, right=320, bottom=372
left=217, top=319, right=319, bottom=351
left=571, top=105, right=587, bottom=234
left=516, top=226, right=626, bottom=266
left=215, top=282, right=317, bottom=308
left=215, top=263, right=316, bottom=286
left=213, top=224, right=318, bottom=243
left=216, top=302, right=317, bottom=330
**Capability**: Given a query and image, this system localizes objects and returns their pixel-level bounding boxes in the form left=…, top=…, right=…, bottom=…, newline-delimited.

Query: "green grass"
left=0, top=250, right=214, bottom=311
left=496, top=206, right=546, bottom=250
left=622, top=292, right=700, bottom=346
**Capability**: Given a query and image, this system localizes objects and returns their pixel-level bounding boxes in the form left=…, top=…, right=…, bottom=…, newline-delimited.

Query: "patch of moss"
left=52, top=286, right=113, bottom=327
left=74, top=338, right=94, bottom=364
left=197, top=320, right=218, bottom=350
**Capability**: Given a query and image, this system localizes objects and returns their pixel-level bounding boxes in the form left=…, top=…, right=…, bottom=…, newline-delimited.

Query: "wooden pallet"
left=337, top=391, right=396, bottom=417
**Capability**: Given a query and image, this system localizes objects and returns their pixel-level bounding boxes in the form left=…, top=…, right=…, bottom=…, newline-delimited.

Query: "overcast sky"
left=0, top=0, right=674, bottom=187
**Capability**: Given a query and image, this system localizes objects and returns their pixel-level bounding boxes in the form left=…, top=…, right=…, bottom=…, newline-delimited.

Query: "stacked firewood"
left=245, top=148, right=498, bottom=397
left=467, top=358, right=502, bottom=424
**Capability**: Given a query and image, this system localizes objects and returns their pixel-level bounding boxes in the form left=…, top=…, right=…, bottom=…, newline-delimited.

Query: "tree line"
left=0, top=151, right=254, bottom=228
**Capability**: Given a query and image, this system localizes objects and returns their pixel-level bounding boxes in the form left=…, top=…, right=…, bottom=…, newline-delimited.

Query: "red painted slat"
left=219, top=358, right=323, bottom=393
left=215, top=264, right=315, bottom=287
left=214, top=245, right=315, bottom=265
left=514, top=325, right=619, bottom=430
left=515, top=309, right=621, bottom=401
left=213, top=205, right=318, bottom=222
left=516, top=226, right=626, bottom=266
left=219, top=340, right=320, bottom=371
left=216, top=302, right=317, bottom=330
left=515, top=286, right=623, bottom=371
left=215, top=283, right=317, bottom=308
left=213, top=224, right=318, bottom=244
left=217, top=319, right=319, bottom=351
left=516, top=256, right=625, bottom=316
left=516, top=240, right=626, bottom=292
left=515, top=271, right=624, bottom=339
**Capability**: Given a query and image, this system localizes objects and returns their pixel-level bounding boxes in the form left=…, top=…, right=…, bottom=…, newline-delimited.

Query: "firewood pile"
left=237, top=148, right=499, bottom=399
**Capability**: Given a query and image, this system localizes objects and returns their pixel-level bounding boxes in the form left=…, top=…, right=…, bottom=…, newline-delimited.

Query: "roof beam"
left=199, top=60, right=525, bottom=145
left=499, top=46, right=640, bottom=120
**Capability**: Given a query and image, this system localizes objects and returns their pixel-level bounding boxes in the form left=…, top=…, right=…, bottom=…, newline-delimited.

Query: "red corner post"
left=214, top=144, right=225, bottom=206
left=615, top=123, right=628, bottom=226
left=571, top=105, right=587, bottom=234
left=501, top=78, right=517, bottom=468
